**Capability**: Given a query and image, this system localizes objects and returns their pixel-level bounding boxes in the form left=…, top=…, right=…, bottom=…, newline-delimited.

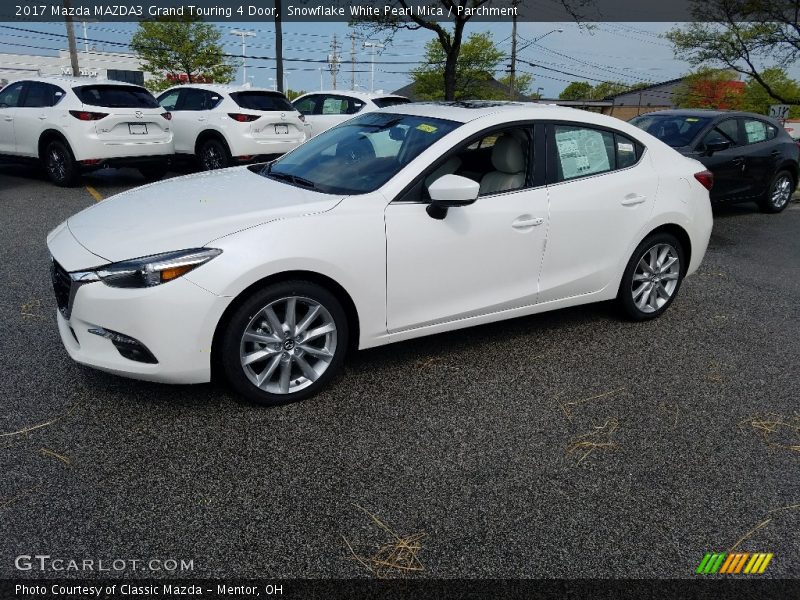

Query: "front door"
left=385, top=124, right=548, bottom=332
left=0, top=81, right=25, bottom=154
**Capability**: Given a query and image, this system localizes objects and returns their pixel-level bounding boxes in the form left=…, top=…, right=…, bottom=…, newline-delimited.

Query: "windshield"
left=261, top=112, right=460, bottom=195
left=629, top=114, right=712, bottom=147
left=73, top=85, right=159, bottom=109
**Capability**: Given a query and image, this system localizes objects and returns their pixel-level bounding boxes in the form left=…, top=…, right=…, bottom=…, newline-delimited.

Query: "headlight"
left=73, top=248, right=222, bottom=288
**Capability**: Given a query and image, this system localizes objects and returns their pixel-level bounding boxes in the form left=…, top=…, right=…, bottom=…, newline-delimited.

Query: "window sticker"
left=555, top=128, right=611, bottom=179
left=618, top=142, right=635, bottom=154
left=416, top=123, right=438, bottom=133
left=686, top=118, right=699, bottom=122
left=744, top=120, right=767, bottom=143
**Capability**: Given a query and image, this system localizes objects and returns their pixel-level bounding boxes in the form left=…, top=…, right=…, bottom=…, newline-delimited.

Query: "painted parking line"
left=85, top=185, right=103, bottom=202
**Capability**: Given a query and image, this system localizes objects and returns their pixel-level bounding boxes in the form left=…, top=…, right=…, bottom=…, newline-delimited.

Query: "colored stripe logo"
left=696, top=552, right=773, bottom=574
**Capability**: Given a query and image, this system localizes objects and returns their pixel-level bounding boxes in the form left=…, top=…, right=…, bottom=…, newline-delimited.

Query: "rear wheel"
left=198, top=138, right=230, bottom=171
left=759, top=170, right=794, bottom=213
left=618, top=233, right=685, bottom=321
left=43, top=139, right=79, bottom=187
left=220, top=281, right=348, bottom=406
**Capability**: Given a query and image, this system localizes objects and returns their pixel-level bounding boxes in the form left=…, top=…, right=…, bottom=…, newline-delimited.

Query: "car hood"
left=67, top=167, right=344, bottom=262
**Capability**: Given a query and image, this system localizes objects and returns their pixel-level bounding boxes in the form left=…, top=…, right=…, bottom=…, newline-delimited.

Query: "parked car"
left=0, top=76, right=173, bottom=186
left=292, top=90, right=409, bottom=138
left=156, top=84, right=306, bottom=170
left=630, top=109, right=798, bottom=213
left=47, top=102, right=713, bottom=405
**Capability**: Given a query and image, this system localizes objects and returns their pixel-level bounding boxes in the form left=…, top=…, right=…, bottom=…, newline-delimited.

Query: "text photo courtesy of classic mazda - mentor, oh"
left=47, top=102, right=714, bottom=405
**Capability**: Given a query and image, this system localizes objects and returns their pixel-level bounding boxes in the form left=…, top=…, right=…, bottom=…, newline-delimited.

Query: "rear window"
left=629, top=114, right=711, bottom=148
left=230, top=91, right=294, bottom=112
left=373, top=96, right=410, bottom=109
left=73, top=85, right=159, bottom=109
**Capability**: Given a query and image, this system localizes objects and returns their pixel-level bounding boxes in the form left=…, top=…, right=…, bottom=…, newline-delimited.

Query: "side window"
left=351, top=100, right=366, bottom=113
left=205, top=91, right=222, bottom=109
left=21, top=82, right=49, bottom=108
left=615, top=133, right=641, bottom=169
left=423, top=126, right=533, bottom=197
left=49, top=84, right=66, bottom=106
left=766, top=124, right=778, bottom=141
left=702, top=119, right=739, bottom=149
left=181, top=89, right=208, bottom=111
left=554, top=125, right=615, bottom=181
left=321, top=96, right=349, bottom=115
left=0, top=81, right=25, bottom=108
left=742, top=119, right=768, bottom=144
left=157, top=89, right=181, bottom=111
left=293, top=96, right=317, bottom=115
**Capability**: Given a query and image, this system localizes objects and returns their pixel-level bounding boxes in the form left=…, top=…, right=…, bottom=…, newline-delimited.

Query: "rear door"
left=74, top=84, right=170, bottom=146
left=14, top=82, right=65, bottom=157
left=165, top=88, right=220, bottom=153
left=538, top=123, right=656, bottom=302
left=695, top=118, right=747, bottom=202
left=0, top=81, right=26, bottom=154
left=737, top=118, right=782, bottom=199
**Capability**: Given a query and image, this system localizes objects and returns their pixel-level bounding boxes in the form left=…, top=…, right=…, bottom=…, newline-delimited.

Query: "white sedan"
left=292, top=90, right=409, bottom=138
left=47, top=102, right=714, bottom=405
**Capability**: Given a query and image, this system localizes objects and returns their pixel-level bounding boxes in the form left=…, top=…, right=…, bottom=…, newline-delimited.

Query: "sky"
left=0, top=20, right=790, bottom=97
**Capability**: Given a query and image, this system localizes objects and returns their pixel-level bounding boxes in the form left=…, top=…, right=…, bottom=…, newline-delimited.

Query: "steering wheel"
left=336, top=135, right=376, bottom=166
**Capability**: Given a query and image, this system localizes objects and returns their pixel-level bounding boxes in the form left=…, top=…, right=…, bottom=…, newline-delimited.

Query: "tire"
left=618, top=232, right=686, bottom=321
left=138, top=165, right=168, bottom=182
left=198, top=137, right=230, bottom=171
left=220, top=281, right=349, bottom=406
left=42, top=139, right=79, bottom=187
left=759, top=170, right=794, bottom=214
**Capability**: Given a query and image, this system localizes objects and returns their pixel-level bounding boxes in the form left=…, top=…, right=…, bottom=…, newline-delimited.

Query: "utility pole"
left=231, top=29, right=256, bottom=85
left=274, top=0, right=284, bottom=93
left=509, top=0, right=519, bottom=100
left=63, top=0, right=80, bottom=77
left=347, top=31, right=359, bottom=91
left=328, top=34, right=341, bottom=90
left=363, top=41, right=384, bottom=93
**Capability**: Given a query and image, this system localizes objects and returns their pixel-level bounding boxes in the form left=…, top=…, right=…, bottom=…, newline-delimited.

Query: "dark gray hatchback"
left=630, top=110, right=798, bottom=213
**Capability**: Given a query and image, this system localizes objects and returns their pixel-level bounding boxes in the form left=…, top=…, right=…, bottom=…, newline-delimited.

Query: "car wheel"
left=759, top=170, right=794, bottom=213
left=220, top=281, right=348, bottom=406
left=138, top=166, right=168, bottom=182
left=43, top=140, right=79, bottom=187
left=618, top=233, right=685, bottom=321
left=198, top=138, right=230, bottom=171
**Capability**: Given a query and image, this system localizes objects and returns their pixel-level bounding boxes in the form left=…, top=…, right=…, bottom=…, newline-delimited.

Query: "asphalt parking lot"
left=1, top=163, right=798, bottom=579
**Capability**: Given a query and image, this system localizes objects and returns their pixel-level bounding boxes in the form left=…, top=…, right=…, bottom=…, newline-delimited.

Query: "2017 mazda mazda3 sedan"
left=47, top=102, right=714, bottom=405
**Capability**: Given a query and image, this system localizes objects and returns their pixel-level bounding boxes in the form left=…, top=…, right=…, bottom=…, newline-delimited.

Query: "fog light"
left=88, top=327, right=158, bottom=364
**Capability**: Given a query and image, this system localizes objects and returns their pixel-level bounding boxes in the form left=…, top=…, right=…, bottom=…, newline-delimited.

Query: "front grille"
left=51, top=259, right=72, bottom=317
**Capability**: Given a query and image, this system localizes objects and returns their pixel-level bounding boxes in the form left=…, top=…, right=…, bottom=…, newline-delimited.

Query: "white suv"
left=0, top=76, right=174, bottom=186
left=156, top=84, right=306, bottom=170
left=292, top=90, right=409, bottom=138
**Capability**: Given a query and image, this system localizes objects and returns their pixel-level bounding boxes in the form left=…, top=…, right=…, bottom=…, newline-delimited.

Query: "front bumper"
left=55, top=276, right=228, bottom=384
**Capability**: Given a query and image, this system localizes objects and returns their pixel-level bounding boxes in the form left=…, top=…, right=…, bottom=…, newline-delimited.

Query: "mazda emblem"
left=135, top=111, right=143, bottom=119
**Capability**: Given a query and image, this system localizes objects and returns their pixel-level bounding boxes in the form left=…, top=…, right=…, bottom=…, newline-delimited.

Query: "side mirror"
left=704, top=140, right=731, bottom=156
left=426, top=174, right=480, bottom=220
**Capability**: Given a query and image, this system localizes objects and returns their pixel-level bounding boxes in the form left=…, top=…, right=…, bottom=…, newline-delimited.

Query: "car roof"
left=635, top=109, right=775, bottom=121
left=380, top=101, right=621, bottom=125
left=11, top=76, right=144, bottom=87
left=295, top=90, right=408, bottom=102
left=161, top=83, right=287, bottom=95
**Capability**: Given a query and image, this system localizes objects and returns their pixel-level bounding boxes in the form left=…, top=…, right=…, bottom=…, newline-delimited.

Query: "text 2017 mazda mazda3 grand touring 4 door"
left=47, top=102, right=714, bottom=405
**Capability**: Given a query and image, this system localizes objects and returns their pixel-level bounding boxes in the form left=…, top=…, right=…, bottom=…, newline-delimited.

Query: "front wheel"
left=759, top=170, right=794, bottom=213
left=618, top=233, right=685, bottom=321
left=220, top=281, right=349, bottom=406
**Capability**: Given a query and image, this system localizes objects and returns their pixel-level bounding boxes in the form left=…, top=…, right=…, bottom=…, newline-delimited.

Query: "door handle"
left=3, top=116, right=11, bottom=122
left=731, top=156, right=745, bottom=165
left=621, top=194, right=647, bottom=206
left=197, top=117, right=207, bottom=122
left=38, top=115, right=47, bottom=120
left=512, top=216, right=544, bottom=229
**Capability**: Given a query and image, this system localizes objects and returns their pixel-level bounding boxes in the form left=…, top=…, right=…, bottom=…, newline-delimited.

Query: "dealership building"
left=0, top=49, right=147, bottom=87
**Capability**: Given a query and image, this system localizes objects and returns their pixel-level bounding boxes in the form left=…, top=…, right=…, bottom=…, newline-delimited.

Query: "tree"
left=590, top=81, right=635, bottom=99
left=411, top=32, right=505, bottom=100
left=559, top=81, right=593, bottom=100
left=742, top=67, right=800, bottom=117
left=674, top=68, right=744, bottom=110
left=666, top=0, right=800, bottom=105
left=131, top=18, right=236, bottom=92
left=498, top=72, right=535, bottom=98
left=357, top=0, right=589, bottom=101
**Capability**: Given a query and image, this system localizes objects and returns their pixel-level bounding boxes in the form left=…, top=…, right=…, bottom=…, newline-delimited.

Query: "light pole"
left=284, top=71, right=292, bottom=96
left=231, top=29, right=256, bottom=85
left=318, top=68, right=324, bottom=91
left=268, top=77, right=277, bottom=91
left=363, top=41, right=384, bottom=93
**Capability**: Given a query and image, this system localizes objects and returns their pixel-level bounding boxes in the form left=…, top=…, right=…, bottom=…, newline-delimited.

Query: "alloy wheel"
left=48, top=147, right=67, bottom=181
left=631, top=243, right=681, bottom=314
left=239, top=296, right=337, bottom=394
left=202, top=144, right=224, bottom=170
left=771, top=174, right=792, bottom=209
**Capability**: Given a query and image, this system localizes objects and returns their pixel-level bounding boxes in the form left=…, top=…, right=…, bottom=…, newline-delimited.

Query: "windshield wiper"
left=267, top=171, right=316, bottom=189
